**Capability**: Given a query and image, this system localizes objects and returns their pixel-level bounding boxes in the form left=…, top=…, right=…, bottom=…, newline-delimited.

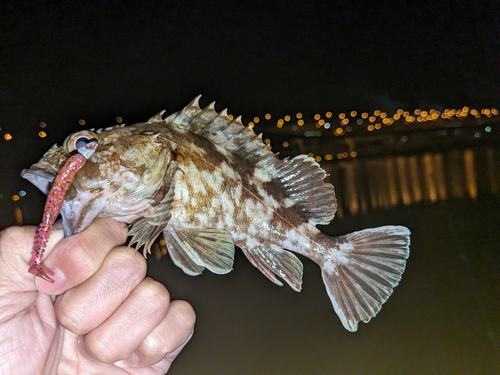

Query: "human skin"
left=0, top=218, right=195, bottom=374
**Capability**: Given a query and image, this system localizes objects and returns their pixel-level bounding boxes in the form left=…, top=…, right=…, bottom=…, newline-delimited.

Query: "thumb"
left=0, top=225, right=65, bottom=293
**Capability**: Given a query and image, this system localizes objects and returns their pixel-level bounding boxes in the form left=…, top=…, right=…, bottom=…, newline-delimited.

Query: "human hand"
left=0, top=218, right=195, bottom=374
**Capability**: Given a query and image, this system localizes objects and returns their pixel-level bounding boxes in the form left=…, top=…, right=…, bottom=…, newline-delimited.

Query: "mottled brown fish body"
left=22, top=96, right=410, bottom=332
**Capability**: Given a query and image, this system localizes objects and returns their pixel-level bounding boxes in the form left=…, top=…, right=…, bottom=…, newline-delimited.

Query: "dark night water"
left=5, top=145, right=498, bottom=374
left=149, top=147, right=500, bottom=375
left=150, top=198, right=500, bottom=374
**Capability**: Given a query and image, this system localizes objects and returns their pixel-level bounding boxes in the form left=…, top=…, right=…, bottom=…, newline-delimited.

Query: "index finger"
left=37, top=217, right=128, bottom=295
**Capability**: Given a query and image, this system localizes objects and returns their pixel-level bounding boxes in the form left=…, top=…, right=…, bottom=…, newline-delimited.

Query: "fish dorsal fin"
left=160, top=96, right=336, bottom=225
left=162, top=96, right=281, bottom=169
left=148, top=110, right=166, bottom=124
left=273, top=154, right=337, bottom=225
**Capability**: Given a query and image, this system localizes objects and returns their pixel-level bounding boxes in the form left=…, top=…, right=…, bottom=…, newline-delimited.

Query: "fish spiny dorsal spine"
left=161, top=96, right=281, bottom=174
left=147, top=110, right=166, bottom=124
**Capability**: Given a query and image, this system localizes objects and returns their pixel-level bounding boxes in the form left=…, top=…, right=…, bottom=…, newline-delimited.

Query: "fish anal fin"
left=321, top=225, right=410, bottom=332
left=164, top=228, right=235, bottom=275
left=241, top=246, right=303, bottom=292
left=272, top=154, right=337, bottom=225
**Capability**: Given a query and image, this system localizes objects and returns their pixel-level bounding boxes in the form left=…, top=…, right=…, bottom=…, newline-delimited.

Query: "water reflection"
left=325, top=147, right=499, bottom=219
left=1, top=146, right=499, bottom=229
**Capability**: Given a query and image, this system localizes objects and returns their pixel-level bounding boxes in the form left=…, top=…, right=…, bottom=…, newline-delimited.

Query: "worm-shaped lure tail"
left=28, top=141, right=97, bottom=283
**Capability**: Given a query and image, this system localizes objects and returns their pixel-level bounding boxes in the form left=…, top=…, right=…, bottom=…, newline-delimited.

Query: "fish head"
left=22, top=126, right=172, bottom=236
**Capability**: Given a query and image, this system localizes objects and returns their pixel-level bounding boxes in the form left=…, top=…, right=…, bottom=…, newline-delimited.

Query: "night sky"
left=2, top=0, right=499, bottom=127
left=1, top=1, right=499, bottom=374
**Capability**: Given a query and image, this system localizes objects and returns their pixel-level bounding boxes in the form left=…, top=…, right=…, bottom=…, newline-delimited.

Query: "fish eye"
left=63, top=130, right=98, bottom=153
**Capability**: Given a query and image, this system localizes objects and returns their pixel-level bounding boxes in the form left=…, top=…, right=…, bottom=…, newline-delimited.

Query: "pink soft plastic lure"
left=28, top=141, right=98, bottom=283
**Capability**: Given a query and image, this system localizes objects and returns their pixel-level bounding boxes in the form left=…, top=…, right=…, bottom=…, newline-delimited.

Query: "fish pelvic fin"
left=321, top=225, right=410, bottom=332
left=164, top=228, right=235, bottom=275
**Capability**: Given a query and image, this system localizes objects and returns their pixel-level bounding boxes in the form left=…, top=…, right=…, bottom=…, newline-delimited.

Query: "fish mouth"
left=21, top=168, right=55, bottom=195
left=58, top=192, right=106, bottom=236
left=21, top=167, right=103, bottom=237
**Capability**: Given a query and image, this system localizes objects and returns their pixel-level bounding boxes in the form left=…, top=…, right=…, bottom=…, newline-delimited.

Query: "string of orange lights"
left=2, top=106, right=498, bottom=143
left=1, top=105, right=498, bottom=208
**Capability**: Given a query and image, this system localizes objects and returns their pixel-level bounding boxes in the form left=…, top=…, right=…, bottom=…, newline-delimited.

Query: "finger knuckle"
left=93, top=218, right=128, bottom=246
left=135, top=278, right=170, bottom=317
left=56, top=300, right=88, bottom=335
left=141, top=278, right=170, bottom=301
left=109, top=248, right=147, bottom=278
left=84, top=333, right=118, bottom=363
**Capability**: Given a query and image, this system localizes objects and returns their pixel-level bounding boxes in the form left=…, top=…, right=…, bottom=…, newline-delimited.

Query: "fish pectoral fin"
left=128, top=161, right=178, bottom=256
left=321, top=225, right=410, bottom=332
left=164, top=228, right=235, bottom=275
left=241, top=246, right=303, bottom=292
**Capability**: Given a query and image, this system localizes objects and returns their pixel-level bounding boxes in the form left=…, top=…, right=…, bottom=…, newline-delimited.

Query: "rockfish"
left=22, top=96, right=410, bottom=331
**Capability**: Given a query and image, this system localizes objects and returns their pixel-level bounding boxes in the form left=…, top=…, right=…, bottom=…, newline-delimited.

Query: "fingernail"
left=36, top=267, right=66, bottom=295
left=124, top=352, right=140, bottom=366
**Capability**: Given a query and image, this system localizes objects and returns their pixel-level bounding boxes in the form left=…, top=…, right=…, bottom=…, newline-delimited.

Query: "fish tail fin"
left=321, top=225, right=410, bottom=332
